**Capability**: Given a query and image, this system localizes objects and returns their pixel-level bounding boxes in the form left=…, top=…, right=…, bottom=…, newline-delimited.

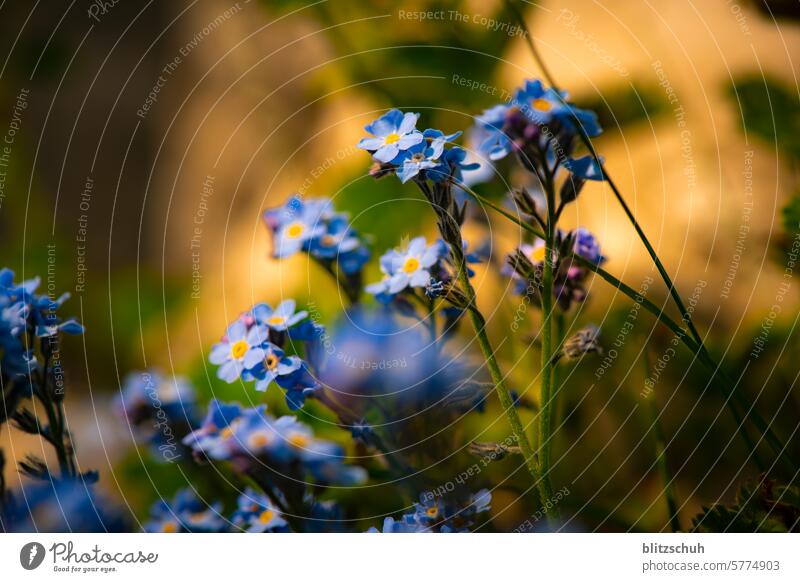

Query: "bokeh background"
left=0, top=0, right=798, bottom=531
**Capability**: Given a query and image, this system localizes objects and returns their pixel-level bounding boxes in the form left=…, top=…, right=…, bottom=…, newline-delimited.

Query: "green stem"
left=537, top=164, right=558, bottom=518
left=454, top=262, right=544, bottom=504
left=643, top=348, right=681, bottom=532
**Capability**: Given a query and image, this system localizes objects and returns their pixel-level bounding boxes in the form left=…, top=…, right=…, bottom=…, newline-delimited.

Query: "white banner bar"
left=1, top=533, right=798, bottom=580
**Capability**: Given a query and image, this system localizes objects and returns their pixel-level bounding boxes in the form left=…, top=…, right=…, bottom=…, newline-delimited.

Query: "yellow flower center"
left=531, top=98, right=552, bottom=112
left=258, top=509, right=274, bottom=524
left=402, top=257, right=420, bottom=273
left=267, top=315, right=285, bottom=326
left=384, top=132, right=401, bottom=145
left=162, top=521, right=178, bottom=533
left=220, top=426, right=235, bottom=440
left=288, top=432, right=309, bottom=448
left=531, top=245, right=547, bottom=263
left=426, top=506, right=439, bottom=518
left=248, top=432, right=271, bottom=449
left=286, top=223, right=305, bottom=238
left=264, top=353, right=279, bottom=370
left=188, top=512, right=208, bottom=524
left=230, top=339, right=249, bottom=360
left=320, top=234, right=336, bottom=247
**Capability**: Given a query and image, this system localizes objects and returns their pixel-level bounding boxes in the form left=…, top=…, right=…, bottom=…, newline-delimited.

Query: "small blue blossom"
left=144, top=488, right=229, bottom=533
left=365, top=236, right=448, bottom=297
left=475, top=104, right=514, bottom=161
left=262, top=196, right=329, bottom=258
left=358, top=109, right=423, bottom=163
left=247, top=343, right=303, bottom=393
left=512, top=79, right=602, bottom=137
left=208, top=321, right=269, bottom=383
left=253, top=299, right=308, bottom=332
left=232, top=488, right=288, bottom=532
left=572, top=227, right=605, bottom=266
left=564, top=154, right=606, bottom=181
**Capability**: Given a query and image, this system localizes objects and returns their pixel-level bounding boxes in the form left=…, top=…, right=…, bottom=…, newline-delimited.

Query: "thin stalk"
left=454, top=261, right=546, bottom=508
left=503, top=0, right=792, bottom=473
left=643, top=348, right=681, bottom=532
left=537, top=163, right=558, bottom=517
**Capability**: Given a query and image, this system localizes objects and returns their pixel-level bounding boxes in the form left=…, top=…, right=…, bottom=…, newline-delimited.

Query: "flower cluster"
left=369, top=489, right=492, bottom=533
left=115, top=370, right=198, bottom=459
left=2, top=478, right=126, bottom=533
left=263, top=196, right=370, bottom=302
left=209, top=300, right=319, bottom=409
left=474, top=79, right=604, bottom=181
left=182, top=400, right=367, bottom=486
left=144, top=488, right=229, bottom=533
left=0, top=268, right=83, bottom=378
left=358, top=109, right=479, bottom=184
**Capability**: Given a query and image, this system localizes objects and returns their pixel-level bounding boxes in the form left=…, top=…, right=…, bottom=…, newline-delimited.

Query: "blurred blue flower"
left=183, top=401, right=367, bottom=487
left=262, top=196, right=329, bottom=258
left=253, top=299, right=308, bottom=332
left=144, top=488, right=228, bottom=533
left=564, top=154, right=606, bottom=181
left=1, top=479, right=126, bottom=533
left=475, top=104, right=514, bottom=161
left=115, top=370, right=198, bottom=454
left=369, top=489, right=492, bottom=533
left=358, top=109, right=423, bottom=163
left=572, top=227, right=605, bottom=266
left=232, top=488, right=288, bottom=532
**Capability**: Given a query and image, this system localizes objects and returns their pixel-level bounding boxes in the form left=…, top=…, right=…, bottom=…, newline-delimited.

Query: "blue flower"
left=358, top=109, right=423, bottom=163
left=182, top=401, right=367, bottom=486
left=430, top=146, right=481, bottom=184
left=253, top=299, right=308, bottom=332
left=475, top=104, right=513, bottom=161
left=308, top=215, right=360, bottom=259
left=564, top=154, right=606, bottom=181
left=247, top=343, right=303, bottom=393
left=1, top=479, right=126, bottom=532
left=115, top=370, right=197, bottom=452
left=209, top=321, right=269, bottom=383
left=572, top=227, right=605, bottom=266
left=262, top=196, right=329, bottom=258
left=369, top=489, right=492, bottom=533
left=0, top=268, right=84, bottom=338
left=365, top=236, right=448, bottom=297
left=232, top=488, right=288, bottom=532
left=144, top=488, right=229, bottom=533
left=512, top=79, right=602, bottom=137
